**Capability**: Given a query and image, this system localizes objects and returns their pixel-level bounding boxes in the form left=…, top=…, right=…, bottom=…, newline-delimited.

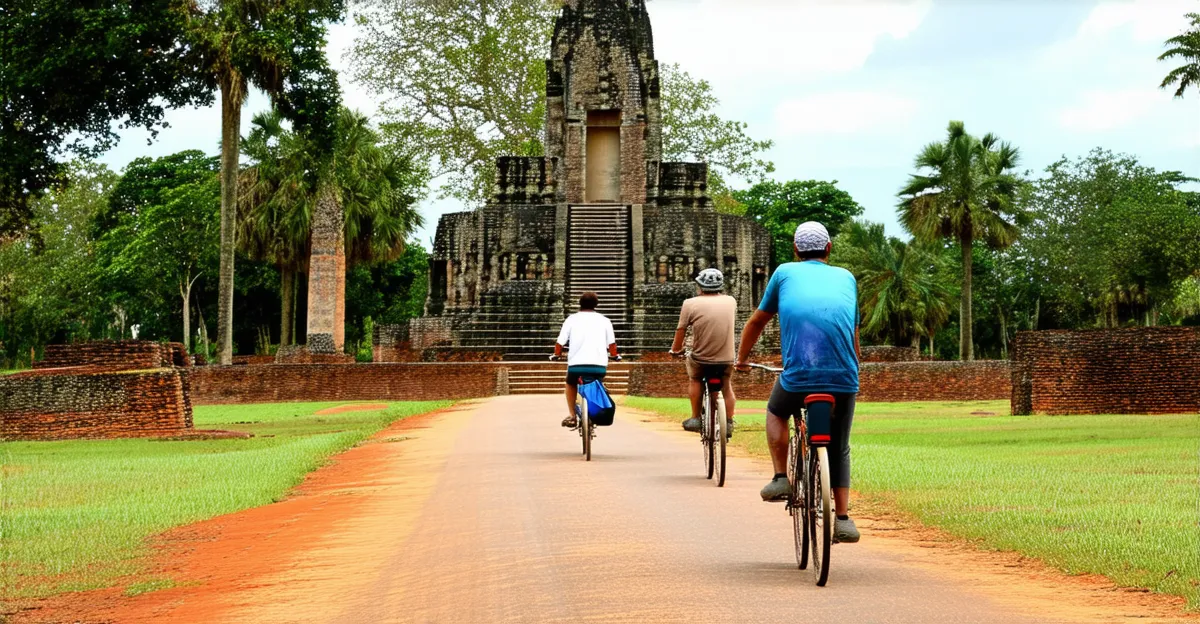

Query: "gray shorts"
left=766, top=382, right=856, bottom=489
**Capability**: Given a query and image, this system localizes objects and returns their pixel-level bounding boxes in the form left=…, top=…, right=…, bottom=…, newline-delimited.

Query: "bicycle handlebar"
left=743, top=363, right=783, bottom=374
left=549, top=355, right=622, bottom=362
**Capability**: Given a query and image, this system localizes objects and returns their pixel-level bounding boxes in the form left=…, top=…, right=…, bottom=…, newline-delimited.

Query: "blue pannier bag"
left=578, top=379, right=616, bottom=426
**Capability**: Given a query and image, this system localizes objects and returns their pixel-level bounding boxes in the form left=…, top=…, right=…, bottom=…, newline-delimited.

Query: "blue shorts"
left=566, top=365, right=606, bottom=387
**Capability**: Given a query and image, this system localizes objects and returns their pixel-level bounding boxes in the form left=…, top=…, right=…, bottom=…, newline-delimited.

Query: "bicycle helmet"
left=694, top=268, right=724, bottom=292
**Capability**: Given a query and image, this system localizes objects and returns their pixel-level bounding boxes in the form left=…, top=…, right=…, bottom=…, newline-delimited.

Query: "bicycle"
left=671, top=351, right=728, bottom=487
left=551, top=355, right=620, bottom=462
left=746, top=363, right=836, bottom=586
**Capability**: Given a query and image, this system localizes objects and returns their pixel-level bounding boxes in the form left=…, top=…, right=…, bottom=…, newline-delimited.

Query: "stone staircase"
left=567, top=205, right=633, bottom=345
left=507, top=363, right=631, bottom=395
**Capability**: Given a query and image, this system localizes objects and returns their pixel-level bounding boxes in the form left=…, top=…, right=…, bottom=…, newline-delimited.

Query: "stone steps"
left=507, top=365, right=631, bottom=395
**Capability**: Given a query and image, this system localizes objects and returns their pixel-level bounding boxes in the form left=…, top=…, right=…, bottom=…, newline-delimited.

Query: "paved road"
left=96, top=395, right=1182, bottom=624
left=271, top=396, right=1046, bottom=623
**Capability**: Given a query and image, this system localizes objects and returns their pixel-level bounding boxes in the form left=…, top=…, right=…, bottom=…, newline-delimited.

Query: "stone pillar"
left=306, top=185, right=345, bottom=353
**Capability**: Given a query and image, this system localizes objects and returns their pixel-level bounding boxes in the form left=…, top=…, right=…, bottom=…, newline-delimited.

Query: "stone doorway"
left=585, top=110, right=621, bottom=203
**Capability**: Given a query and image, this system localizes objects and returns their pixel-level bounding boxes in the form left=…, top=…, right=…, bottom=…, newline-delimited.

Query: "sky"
left=99, top=0, right=1200, bottom=246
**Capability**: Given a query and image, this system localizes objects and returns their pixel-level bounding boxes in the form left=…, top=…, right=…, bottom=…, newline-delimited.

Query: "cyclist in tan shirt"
left=669, top=268, right=737, bottom=436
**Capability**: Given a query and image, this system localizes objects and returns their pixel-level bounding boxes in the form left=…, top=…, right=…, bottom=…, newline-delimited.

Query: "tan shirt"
left=677, top=294, right=737, bottom=364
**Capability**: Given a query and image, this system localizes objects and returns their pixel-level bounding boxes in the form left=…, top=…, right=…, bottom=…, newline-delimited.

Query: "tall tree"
left=349, top=1, right=773, bottom=206
left=1160, top=11, right=1200, bottom=98
left=0, top=0, right=209, bottom=244
left=239, top=108, right=425, bottom=345
left=831, top=221, right=954, bottom=350
left=897, top=121, right=1028, bottom=360
left=733, top=180, right=863, bottom=267
left=183, top=0, right=343, bottom=364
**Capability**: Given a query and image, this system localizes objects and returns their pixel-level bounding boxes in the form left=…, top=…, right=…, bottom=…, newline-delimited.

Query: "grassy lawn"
left=625, top=397, right=1200, bottom=607
left=0, top=400, right=450, bottom=601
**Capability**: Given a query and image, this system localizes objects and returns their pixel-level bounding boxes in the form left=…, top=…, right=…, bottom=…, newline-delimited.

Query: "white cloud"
left=1076, top=0, right=1196, bottom=42
left=773, top=91, right=919, bottom=136
left=649, top=0, right=932, bottom=83
left=1057, top=89, right=1168, bottom=132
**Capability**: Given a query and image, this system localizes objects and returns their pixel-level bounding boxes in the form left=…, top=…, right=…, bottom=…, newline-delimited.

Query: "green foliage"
left=1, top=401, right=449, bottom=598
left=831, top=221, right=955, bottom=349
left=0, top=0, right=210, bottom=243
left=628, top=397, right=1200, bottom=607
left=1021, top=149, right=1200, bottom=327
left=897, top=121, right=1029, bottom=360
left=345, top=244, right=430, bottom=355
left=659, top=63, right=775, bottom=197
left=349, top=3, right=772, bottom=206
left=733, top=180, right=863, bottom=266
left=0, top=162, right=118, bottom=366
left=350, top=0, right=555, bottom=205
left=1159, top=11, right=1200, bottom=98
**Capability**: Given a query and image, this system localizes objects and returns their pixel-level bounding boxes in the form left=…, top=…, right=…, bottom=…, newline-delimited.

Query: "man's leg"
left=829, top=393, right=859, bottom=542
left=765, top=410, right=790, bottom=475
left=688, top=378, right=702, bottom=420
left=721, top=374, right=736, bottom=424
left=563, top=383, right=578, bottom=425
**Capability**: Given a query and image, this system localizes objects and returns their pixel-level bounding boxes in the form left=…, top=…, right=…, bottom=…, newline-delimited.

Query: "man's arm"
left=608, top=342, right=619, bottom=358
left=669, top=327, right=687, bottom=354
left=854, top=326, right=861, bottom=362
left=736, top=309, right=775, bottom=370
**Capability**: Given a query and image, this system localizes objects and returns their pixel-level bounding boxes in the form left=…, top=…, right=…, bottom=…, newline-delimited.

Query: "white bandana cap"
left=793, top=221, right=831, bottom=253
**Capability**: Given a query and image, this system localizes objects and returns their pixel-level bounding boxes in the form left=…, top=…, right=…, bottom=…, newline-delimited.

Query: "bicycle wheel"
left=789, top=432, right=809, bottom=570
left=702, top=388, right=714, bottom=479
left=581, top=398, right=591, bottom=461
left=808, top=446, right=832, bottom=586
left=714, top=393, right=726, bottom=487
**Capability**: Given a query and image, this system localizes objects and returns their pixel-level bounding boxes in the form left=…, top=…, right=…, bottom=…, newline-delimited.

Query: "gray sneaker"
left=682, top=417, right=702, bottom=433
left=760, top=476, right=790, bottom=502
left=726, top=420, right=735, bottom=439
left=834, top=516, right=861, bottom=543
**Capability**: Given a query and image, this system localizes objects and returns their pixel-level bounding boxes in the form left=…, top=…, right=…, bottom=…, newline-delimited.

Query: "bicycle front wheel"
left=714, top=394, right=726, bottom=487
left=581, top=400, right=591, bottom=461
left=789, top=433, right=809, bottom=570
left=808, top=446, right=832, bottom=586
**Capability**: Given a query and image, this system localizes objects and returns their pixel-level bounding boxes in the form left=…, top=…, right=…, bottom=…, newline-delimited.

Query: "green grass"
left=625, top=397, right=1200, bottom=607
left=0, top=400, right=450, bottom=600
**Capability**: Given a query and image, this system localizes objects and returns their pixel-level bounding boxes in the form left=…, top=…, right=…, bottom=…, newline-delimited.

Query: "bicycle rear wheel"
left=581, top=399, right=591, bottom=461
left=789, top=433, right=809, bottom=570
left=702, top=388, right=714, bottom=479
left=714, top=394, right=726, bottom=487
left=808, top=446, right=832, bottom=586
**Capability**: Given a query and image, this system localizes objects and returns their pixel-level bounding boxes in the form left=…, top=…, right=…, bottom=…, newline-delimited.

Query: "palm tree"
left=834, top=221, right=954, bottom=351
left=239, top=108, right=424, bottom=346
left=1160, top=12, right=1200, bottom=98
left=186, top=0, right=341, bottom=364
left=897, top=121, right=1028, bottom=360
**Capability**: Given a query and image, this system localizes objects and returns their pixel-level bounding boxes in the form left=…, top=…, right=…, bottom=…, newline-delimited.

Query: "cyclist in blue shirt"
left=736, top=221, right=862, bottom=543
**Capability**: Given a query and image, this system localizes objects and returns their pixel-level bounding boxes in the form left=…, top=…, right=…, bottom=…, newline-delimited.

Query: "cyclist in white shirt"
left=554, top=291, right=619, bottom=428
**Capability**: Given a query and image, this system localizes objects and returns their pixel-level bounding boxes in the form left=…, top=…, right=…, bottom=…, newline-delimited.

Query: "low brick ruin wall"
left=35, top=340, right=187, bottom=370
left=1012, top=327, right=1200, bottom=415
left=1, top=367, right=193, bottom=441
left=189, top=360, right=1010, bottom=405
left=628, top=361, right=1011, bottom=403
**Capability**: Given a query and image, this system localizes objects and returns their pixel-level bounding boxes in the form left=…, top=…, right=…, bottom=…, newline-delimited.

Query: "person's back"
left=767, top=261, right=858, bottom=394
left=736, top=221, right=862, bottom=544
left=670, top=268, right=738, bottom=434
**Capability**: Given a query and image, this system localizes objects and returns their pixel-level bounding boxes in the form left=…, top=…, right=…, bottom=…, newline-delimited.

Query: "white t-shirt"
left=556, top=312, right=616, bottom=368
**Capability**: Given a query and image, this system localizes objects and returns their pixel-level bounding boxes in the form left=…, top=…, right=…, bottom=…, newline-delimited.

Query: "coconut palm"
left=239, top=108, right=424, bottom=345
left=834, top=221, right=954, bottom=351
left=1160, top=12, right=1200, bottom=98
left=897, top=121, right=1028, bottom=360
left=186, top=0, right=341, bottom=364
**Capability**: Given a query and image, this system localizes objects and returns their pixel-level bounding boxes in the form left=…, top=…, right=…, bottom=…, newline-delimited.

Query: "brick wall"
left=189, top=360, right=1011, bottom=405
left=627, top=361, right=1011, bottom=402
left=1, top=367, right=193, bottom=441
left=1012, top=327, right=1200, bottom=415
left=36, top=340, right=187, bottom=370
left=861, top=346, right=921, bottom=362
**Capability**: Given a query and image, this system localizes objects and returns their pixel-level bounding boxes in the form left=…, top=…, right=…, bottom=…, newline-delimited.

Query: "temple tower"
left=397, top=0, right=771, bottom=360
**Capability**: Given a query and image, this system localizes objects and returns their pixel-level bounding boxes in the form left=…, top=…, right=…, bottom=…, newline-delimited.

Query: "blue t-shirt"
left=758, top=261, right=859, bottom=393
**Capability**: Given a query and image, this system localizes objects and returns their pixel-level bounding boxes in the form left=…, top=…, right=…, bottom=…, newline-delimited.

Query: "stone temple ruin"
left=388, top=0, right=773, bottom=359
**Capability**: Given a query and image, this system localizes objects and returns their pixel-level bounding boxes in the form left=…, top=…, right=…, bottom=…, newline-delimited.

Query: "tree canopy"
left=349, top=0, right=773, bottom=206
left=0, top=0, right=210, bottom=244
left=733, top=180, right=863, bottom=267
left=1160, top=11, right=1200, bottom=98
